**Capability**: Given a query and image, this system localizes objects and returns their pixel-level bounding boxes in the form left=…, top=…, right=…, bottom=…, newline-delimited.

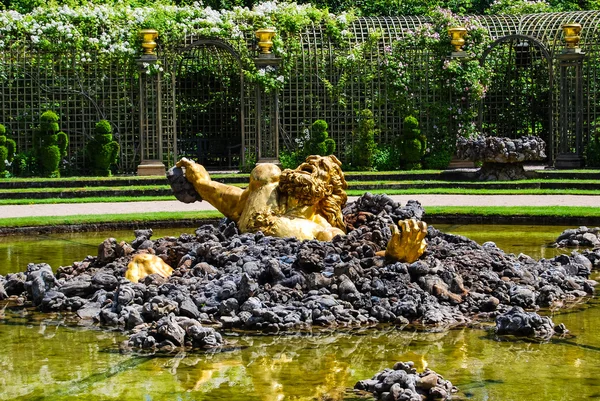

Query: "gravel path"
left=0, top=194, right=598, bottom=218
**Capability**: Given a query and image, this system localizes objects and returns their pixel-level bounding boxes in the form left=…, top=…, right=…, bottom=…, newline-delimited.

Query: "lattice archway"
left=479, top=34, right=554, bottom=159
left=174, top=39, right=244, bottom=170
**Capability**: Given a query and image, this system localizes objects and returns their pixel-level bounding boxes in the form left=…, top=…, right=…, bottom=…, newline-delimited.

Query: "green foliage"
left=85, top=120, right=120, bottom=176
left=350, top=109, right=378, bottom=170
left=279, top=150, right=299, bottom=170
left=423, top=143, right=454, bottom=169
left=486, top=0, right=552, bottom=14
left=281, top=119, right=337, bottom=169
left=398, top=116, right=427, bottom=170
left=240, top=150, right=257, bottom=173
left=0, top=3, right=356, bottom=95
left=11, top=151, right=36, bottom=177
left=304, top=120, right=336, bottom=157
left=0, top=123, right=17, bottom=178
left=372, top=144, right=401, bottom=171
left=584, top=133, right=600, bottom=168
left=33, top=111, right=69, bottom=178
left=380, top=8, right=489, bottom=170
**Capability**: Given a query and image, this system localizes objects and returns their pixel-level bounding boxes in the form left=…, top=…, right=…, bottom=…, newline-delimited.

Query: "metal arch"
left=178, top=38, right=244, bottom=64
left=479, top=33, right=555, bottom=155
left=481, top=34, right=553, bottom=64
left=173, top=37, right=245, bottom=169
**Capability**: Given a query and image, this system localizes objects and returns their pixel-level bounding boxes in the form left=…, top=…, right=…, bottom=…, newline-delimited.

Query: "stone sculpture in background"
left=456, top=135, right=546, bottom=180
left=169, top=154, right=427, bottom=260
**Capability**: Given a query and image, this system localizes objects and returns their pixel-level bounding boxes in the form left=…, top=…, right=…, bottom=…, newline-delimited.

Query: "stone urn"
left=456, top=135, right=546, bottom=180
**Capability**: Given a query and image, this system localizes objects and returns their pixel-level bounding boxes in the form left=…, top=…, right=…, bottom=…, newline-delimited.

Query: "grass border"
left=0, top=211, right=223, bottom=228
left=1, top=206, right=599, bottom=229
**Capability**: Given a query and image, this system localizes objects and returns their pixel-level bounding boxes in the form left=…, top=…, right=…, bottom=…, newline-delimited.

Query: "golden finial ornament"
left=256, top=28, right=276, bottom=54
left=448, top=26, right=467, bottom=53
left=562, top=23, right=582, bottom=50
left=140, top=29, right=159, bottom=55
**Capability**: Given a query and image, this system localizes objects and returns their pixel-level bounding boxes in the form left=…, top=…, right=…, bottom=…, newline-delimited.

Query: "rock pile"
left=1, top=193, right=598, bottom=351
left=555, top=226, right=600, bottom=248
left=354, top=361, right=457, bottom=401
left=456, top=135, right=546, bottom=180
left=495, top=306, right=561, bottom=342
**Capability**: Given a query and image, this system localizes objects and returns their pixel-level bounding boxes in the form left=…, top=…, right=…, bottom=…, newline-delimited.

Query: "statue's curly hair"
left=308, top=155, right=348, bottom=232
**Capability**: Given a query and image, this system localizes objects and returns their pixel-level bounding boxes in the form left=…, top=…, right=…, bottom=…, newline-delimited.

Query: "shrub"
left=350, top=109, right=378, bottom=170
left=372, top=144, right=400, bottom=171
left=304, top=120, right=336, bottom=156
left=33, top=111, right=69, bottom=178
left=398, top=115, right=427, bottom=170
left=279, top=150, right=299, bottom=170
left=280, top=119, right=337, bottom=169
left=0, top=124, right=17, bottom=178
left=85, top=119, right=120, bottom=176
left=423, top=142, right=454, bottom=169
left=585, top=132, right=600, bottom=168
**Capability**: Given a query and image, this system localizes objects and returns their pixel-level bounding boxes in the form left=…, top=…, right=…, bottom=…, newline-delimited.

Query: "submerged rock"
left=354, top=361, right=457, bottom=400
left=0, top=275, right=7, bottom=300
left=495, top=306, right=556, bottom=341
left=2, top=193, right=599, bottom=350
left=555, top=226, right=600, bottom=248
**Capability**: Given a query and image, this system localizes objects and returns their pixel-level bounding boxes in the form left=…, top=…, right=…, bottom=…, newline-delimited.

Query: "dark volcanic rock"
left=25, top=263, right=59, bottom=306
left=355, top=361, right=457, bottom=400
left=3, top=193, right=599, bottom=351
left=167, top=166, right=203, bottom=204
left=555, top=226, right=600, bottom=248
left=0, top=276, right=7, bottom=300
left=457, top=135, right=546, bottom=164
left=495, top=306, right=556, bottom=341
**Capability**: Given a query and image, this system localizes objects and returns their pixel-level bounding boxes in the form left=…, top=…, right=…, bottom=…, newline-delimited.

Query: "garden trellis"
left=1, top=8, right=600, bottom=174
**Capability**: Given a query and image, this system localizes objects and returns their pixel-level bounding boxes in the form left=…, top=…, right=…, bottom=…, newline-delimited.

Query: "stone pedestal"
left=256, top=157, right=282, bottom=167
left=137, top=160, right=166, bottom=176
left=555, top=153, right=584, bottom=169
left=447, top=156, right=475, bottom=169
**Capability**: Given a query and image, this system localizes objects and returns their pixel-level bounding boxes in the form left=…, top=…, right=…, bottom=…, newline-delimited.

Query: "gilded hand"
left=176, top=157, right=211, bottom=184
left=385, top=218, right=428, bottom=263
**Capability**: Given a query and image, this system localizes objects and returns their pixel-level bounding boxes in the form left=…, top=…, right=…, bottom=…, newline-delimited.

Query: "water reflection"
left=1, top=225, right=599, bottom=400
left=4, top=307, right=600, bottom=401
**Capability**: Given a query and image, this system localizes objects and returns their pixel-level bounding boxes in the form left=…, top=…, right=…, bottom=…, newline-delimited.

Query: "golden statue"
left=175, top=155, right=427, bottom=261
left=126, top=155, right=427, bottom=282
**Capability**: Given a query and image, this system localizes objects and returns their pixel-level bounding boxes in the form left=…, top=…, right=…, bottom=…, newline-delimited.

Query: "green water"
left=1, top=225, right=599, bottom=400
